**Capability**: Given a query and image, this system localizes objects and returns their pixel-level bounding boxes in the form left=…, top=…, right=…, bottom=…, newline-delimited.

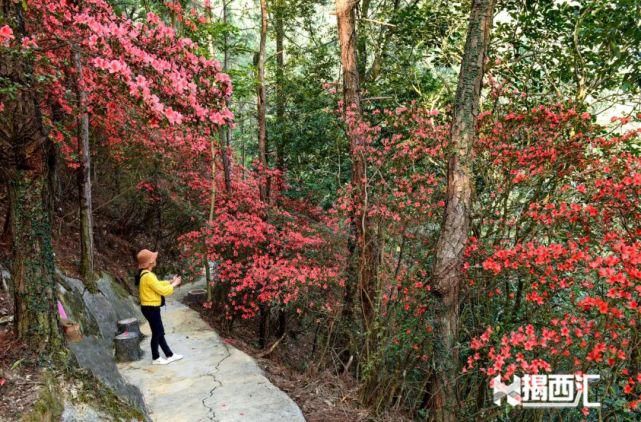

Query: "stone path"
left=117, top=284, right=305, bottom=422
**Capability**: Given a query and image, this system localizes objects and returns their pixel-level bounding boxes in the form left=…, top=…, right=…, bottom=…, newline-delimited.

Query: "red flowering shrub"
left=17, top=0, right=232, bottom=169
left=464, top=101, right=641, bottom=417
left=179, top=166, right=344, bottom=320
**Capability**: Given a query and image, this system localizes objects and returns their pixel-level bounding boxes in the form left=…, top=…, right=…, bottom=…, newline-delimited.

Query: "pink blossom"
left=0, top=25, right=14, bottom=45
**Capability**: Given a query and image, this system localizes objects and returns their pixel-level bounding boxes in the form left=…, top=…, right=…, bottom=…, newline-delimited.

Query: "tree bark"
left=428, top=1, right=495, bottom=420
left=206, top=134, right=217, bottom=302
left=257, top=0, right=269, bottom=202
left=356, top=0, right=371, bottom=78
left=73, top=47, right=97, bottom=291
left=0, top=0, right=62, bottom=348
left=336, top=0, right=378, bottom=327
left=221, top=1, right=232, bottom=194
left=207, top=0, right=232, bottom=194
left=47, top=101, right=64, bottom=228
left=274, top=0, right=285, bottom=171
left=114, top=331, right=142, bottom=362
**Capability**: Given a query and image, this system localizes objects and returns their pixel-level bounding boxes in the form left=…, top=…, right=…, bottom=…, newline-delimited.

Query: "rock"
left=61, top=402, right=110, bottom=422
left=56, top=271, right=100, bottom=337
left=57, top=270, right=143, bottom=341
left=97, top=272, right=144, bottom=332
left=56, top=269, right=149, bottom=418
left=68, top=337, right=147, bottom=415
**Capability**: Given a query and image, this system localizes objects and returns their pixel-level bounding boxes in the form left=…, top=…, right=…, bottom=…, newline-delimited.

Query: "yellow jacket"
left=139, top=270, right=174, bottom=306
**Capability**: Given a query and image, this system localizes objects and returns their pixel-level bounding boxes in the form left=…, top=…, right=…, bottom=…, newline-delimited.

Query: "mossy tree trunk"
left=1, top=0, right=62, bottom=349
left=8, top=175, right=61, bottom=348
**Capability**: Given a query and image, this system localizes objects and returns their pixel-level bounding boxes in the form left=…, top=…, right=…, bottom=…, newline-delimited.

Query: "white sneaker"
left=166, top=354, right=183, bottom=364
left=152, top=357, right=170, bottom=365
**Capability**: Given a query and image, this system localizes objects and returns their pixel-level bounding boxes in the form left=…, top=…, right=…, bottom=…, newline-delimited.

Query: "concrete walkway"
left=117, top=284, right=305, bottom=422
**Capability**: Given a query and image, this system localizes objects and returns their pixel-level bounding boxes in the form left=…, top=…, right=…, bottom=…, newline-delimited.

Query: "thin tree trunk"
left=258, top=304, right=268, bottom=349
left=356, top=0, right=371, bottom=78
left=256, top=0, right=271, bottom=345
left=206, top=135, right=217, bottom=302
left=204, top=0, right=232, bottom=195
left=428, top=1, right=495, bottom=420
left=221, top=0, right=233, bottom=193
left=257, top=0, right=269, bottom=202
left=47, top=101, right=64, bottom=227
left=274, top=0, right=285, bottom=171
left=1, top=205, right=10, bottom=245
left=0, top=0, right=62, bottom=348
left=336, top=0, right=378, bottom=327
left=73, top=47, right=96, bottom=291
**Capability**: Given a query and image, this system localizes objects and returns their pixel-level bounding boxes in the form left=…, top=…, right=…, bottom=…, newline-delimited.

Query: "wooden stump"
left=114, top=331, right=142, bottom=362
left=61, top=319, right=82, bottom=342
left=187, top=288, right=207, bottom=304
left=117, top=318, right=141, bottom=337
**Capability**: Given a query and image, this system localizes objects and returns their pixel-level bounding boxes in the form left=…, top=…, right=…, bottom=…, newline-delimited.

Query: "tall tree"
left=256, top=0, right=268, bottom=201
left=274, top=0, right=285, bottom=171
left=0, top=0, right=62, bottom=348
left=73, top=46, right=97, bottom=291
left=336, top=0, right=378, bottom=326
left=220, top=0, right=233, bottom=194
left=429, top=0, right=496, bottom=419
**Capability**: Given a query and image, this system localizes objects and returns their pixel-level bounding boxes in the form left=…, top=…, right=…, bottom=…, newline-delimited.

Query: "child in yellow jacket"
left=136, top=249, right=183, bottom=365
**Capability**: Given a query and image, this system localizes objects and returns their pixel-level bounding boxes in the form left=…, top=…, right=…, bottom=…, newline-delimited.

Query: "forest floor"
left=0, top=289, right=43, bottom=420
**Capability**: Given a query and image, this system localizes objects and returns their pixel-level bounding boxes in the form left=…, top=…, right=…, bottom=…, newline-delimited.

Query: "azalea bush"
left=328, top=87, right=641, bottom=419
left=179, top=166, right=344, bottom=322
left=464, top=102, right=641, bottom=419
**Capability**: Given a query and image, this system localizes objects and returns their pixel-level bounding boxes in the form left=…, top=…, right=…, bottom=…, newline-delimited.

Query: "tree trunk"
left=257, top=0, right=269, bottom=202
left=208, top=0, right=232, bottom=194
left=336, top=0, right=377, bottom=327
left=47, top=101, right=64, bottom=227
left=0, top=0, right=62, bottom=350
left=221, top=0, right=233, bottom=194
left=117, top=318, right=141, bottom=337
left=114, top=331, right=142, bottom=362
left=356, top=0, right=371, bottom=78
left=73, top=47, right=96, bottom=291
left=206, top=134, right=217, bottom=302
left=258, top=304, right=269, bottom=349
left=8, top=174, right=62, bottom=348
left=1, top=196, right=10, bottom=245
left=428, top=1, right=495, bottom=420
left=274, top=0, right=285, bottom=171
left=221, top=127, right=232, bottom=194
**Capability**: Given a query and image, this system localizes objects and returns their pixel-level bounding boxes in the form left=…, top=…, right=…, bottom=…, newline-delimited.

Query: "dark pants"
left=141, top=306, right=173, bottom=360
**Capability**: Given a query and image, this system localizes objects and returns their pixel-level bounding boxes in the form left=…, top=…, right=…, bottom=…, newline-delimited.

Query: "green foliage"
left=492, top=0, right=641, bottom=104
